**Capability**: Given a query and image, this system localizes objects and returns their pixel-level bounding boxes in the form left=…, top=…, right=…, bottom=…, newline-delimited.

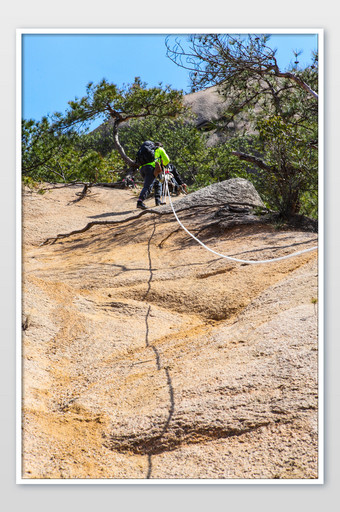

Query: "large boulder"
left=169, top=178, right=265, bottom=209
left=182, top=86, right=255, bottom=145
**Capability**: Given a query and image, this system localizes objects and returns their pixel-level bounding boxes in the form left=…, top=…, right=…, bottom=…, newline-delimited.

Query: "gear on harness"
left=158, top=169, right=185, bottom=196
left=122, top=175, right=136, bottom=189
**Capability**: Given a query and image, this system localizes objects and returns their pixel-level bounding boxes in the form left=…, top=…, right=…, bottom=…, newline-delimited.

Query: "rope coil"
left=163, top=174, right=318, bottom=265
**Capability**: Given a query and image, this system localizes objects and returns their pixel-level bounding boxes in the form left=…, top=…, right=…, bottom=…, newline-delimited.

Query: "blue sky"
left=21, top=31, right=318, bottom=127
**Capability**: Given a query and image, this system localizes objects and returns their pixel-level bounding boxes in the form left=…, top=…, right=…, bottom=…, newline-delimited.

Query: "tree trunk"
left=112, top=120, right=137, bottom=169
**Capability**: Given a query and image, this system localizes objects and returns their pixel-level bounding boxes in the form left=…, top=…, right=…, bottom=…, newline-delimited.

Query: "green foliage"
left=216, top=115, right=318, bottom=218
left=166, top=34, right=319, bottom=219
left=22, top=175, right=41, bottom=190
left=22, top=117, right=78, bottom=182
left=256, top=115, right=317, bottom=217
left=22, top=118, right=64, bottom=176
left=220, top=66, right=318, bottom=218
left=76, top=150, right=113, bottom=183
left=22, top=117, right=121, bottom=184
left=299, top=190, right=318, bottom=219
left=53, top=77, right=186, bottom=137
left=22, top=77, right=186, bottom=184
left=118, top=116, right=209, bottom=183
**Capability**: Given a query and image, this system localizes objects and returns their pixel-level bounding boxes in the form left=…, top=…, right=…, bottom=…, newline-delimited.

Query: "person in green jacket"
left=136, top=142, right=170, bottom=209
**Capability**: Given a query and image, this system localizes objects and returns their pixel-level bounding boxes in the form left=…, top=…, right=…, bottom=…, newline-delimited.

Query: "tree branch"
left=40, top=201, right=268, bottom=246
left=274, top=71, right=318, bottom=100
left=231, top=151, right=275, bottom=173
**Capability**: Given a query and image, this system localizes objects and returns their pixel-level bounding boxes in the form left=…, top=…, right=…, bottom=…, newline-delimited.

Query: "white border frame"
left=16, top=27, right=324, bottom=485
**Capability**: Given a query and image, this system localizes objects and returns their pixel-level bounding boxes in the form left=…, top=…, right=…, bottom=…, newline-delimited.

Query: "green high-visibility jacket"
left=139, top=147, right=170, bottom=169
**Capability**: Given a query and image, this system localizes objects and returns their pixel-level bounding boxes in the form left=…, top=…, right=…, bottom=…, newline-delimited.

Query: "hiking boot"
left=155, top=199, right=166, bottom=206
left=137, top=200, right=147, bottom=209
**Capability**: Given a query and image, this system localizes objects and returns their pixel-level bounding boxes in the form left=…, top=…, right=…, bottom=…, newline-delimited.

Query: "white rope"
left=163, top=176, right=318, bottom=265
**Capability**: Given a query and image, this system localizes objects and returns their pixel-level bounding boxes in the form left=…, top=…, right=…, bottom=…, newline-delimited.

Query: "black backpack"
left=135, top=141, right=156, bottom=167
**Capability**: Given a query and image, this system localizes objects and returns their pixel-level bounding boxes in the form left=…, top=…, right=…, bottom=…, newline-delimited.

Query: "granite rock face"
left=21, top=182, right=319, bottom=480
left=182, top=85, right=252, bottom=145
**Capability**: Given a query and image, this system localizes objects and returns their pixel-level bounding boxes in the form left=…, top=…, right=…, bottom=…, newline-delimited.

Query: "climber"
left=135, top=141, right=170, bottom=209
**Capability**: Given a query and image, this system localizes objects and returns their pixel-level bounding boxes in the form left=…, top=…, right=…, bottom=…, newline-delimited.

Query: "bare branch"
left=274, top=70, right=318, bottom=100
left=40, top=201, right=268, bottom=246
left=231, top=150, right=275, bottom=173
